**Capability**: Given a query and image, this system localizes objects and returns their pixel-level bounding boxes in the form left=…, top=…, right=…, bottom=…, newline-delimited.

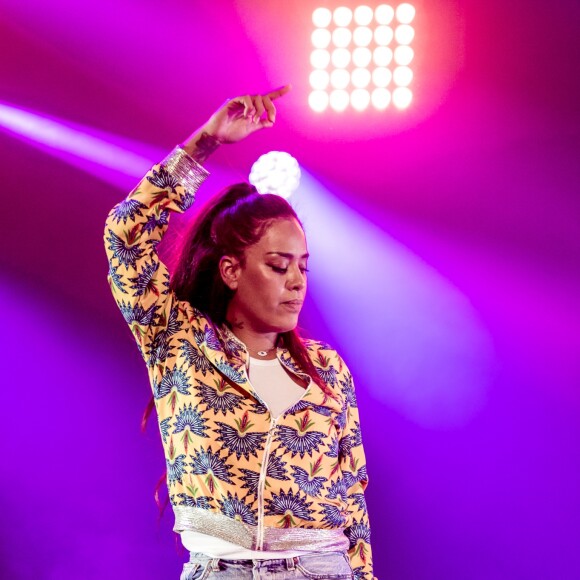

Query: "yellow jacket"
left=104, top=147, right=375, bottom=579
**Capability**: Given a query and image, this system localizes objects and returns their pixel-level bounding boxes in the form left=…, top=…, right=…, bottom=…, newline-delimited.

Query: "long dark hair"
left=170, top=182, right=331, bottom=395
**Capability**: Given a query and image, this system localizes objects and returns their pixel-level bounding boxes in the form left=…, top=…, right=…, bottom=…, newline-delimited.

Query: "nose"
left=287, top=265, right=306, bottom=291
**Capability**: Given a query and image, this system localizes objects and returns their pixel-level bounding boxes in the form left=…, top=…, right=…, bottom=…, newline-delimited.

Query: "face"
left=222, top=218, right=309, bottom=335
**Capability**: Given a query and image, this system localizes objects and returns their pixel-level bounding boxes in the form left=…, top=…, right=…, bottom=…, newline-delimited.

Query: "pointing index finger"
left=266, top=84, right=292, bottom=101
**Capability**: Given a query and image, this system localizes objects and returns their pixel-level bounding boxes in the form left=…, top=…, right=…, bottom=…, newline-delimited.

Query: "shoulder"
left=302, top=338, right=352, bottom=378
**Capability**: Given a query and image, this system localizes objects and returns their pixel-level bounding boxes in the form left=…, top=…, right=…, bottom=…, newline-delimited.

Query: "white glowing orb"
left=372, top=88, right=391, bottom=109
left=330, top=68, right=350, bottom=90
left=333, top=6, right=353, bottom=26
left=312, top=7, right=332, bottom=28
left=351, top=89, right=371, bottom=111
left=329, top=90, right=350, bottom=112
left=332, top=27, right=352, bottom=48
left=351, top=68, right=371, bottom=88
left=375, top=4, right=394, bottom=25
left=374, top=25, right=394, bottom=46
left=373, top=46, right=393, bottom=66
left=372, top=67, right=392, bottom=87
left=352, top=47, right=372, bottom=68
left=353, top=26, right=373, bottom=47
left=396, top=3, right=416, bottom=24
left=393, top=66, right=413, bottom=86
left=309, top=69, right=330, bottom=90
left=309, top=90, right=329, bottom=112
left=395, top=24, right=415, bottom=45
left=311, top=49, right=331, bottom=69
left=331, top=47, right=351, bottom=68
left=354, top=5, right=374, bottom=25
left=394, top=45, right=414, bottom=65
left=249, top=151, right=301, bottom=199
left=393, top=86, right=413, bottom=109
left=311, top=28, right=331, bottom=49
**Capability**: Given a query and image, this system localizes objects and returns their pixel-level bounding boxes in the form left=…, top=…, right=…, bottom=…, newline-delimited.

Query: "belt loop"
left=286, top=556, right=297, bottom=570
left=210, top=558, right=220, bottom=572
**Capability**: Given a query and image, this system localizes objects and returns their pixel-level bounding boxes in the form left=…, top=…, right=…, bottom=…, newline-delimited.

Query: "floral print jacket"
left=104, top=147, right=374, bottom=579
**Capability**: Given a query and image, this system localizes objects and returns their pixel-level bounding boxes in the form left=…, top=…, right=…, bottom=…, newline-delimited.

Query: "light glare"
left=375, top=4, right=395, bottom=25
left=354, top=5, right=374, bottom=25
left=312, top=7, right=332, bottom=28
left=311, top=49, right=331, bottom=69
left=333, top=6, right=353, bottom=26
left=396, top=3, right=416, bottom=24
left=393, top=86, right=413, bottom=109
left=311, top=28, right=331, bottom=49
left=395, top=24, right=415, bottom=45
left=329, top=89, right=350, bottom=112
left=249, top=151, right=301, bottom=199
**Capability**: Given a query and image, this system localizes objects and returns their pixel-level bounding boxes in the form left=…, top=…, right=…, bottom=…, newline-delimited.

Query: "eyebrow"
left=266, top=252, right=310, bottom=259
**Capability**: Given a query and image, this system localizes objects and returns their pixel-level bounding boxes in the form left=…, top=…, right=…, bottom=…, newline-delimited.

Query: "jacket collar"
left=194, top=321, right=334, bottom=409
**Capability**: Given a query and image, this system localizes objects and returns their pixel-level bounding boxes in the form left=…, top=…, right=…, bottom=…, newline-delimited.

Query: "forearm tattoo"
left=190, top=132, right=221, bottom=163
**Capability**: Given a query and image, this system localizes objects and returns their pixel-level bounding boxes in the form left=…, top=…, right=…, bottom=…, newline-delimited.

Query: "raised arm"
left=103, top=87, right=291, bottom=357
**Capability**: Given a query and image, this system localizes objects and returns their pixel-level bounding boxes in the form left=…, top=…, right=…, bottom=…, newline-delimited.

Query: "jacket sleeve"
left=103, top=147, right=209, bottom=359
left=339, top=366, right=376, bottom=580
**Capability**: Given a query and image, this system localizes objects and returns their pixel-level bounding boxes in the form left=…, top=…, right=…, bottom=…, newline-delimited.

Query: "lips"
left=282, top=300, right=303, bottom=306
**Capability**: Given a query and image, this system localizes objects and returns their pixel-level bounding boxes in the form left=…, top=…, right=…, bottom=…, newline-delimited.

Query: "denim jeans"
left=180, top=551, right=354, bottom=579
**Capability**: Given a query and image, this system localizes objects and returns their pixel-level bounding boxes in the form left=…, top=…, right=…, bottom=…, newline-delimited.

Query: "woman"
left=104, top=86, right=375, bottom=579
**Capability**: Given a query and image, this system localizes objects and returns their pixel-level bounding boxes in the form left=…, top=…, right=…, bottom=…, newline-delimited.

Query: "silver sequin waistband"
left=173, top=506, right=349, bottom=552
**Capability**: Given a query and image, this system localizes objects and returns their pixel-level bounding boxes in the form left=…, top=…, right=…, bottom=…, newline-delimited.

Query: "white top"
left=180, top=357, right=310, bottom=558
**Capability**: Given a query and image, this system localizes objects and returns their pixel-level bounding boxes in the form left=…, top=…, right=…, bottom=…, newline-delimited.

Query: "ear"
left=219, top=255, right=242, bottom=290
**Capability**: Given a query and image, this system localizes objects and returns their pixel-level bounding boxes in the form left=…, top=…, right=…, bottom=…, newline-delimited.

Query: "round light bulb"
left=372, top=67, right=392, bottom=87
left=309, top=69, right=330, bottom=90
left=309, top=90, right=329, bottom=112
left=311, top=28, right=331, bottom=49
left=249, top=151, right=301, bottom=199
left=351, top=89, right=371, bottom=111
left=329, top=89, right=350, bottom=112
left=371, top=88, right=391, bottom=109
left=374, top=25, right=394, bottom=46
left=333, top=6, right=353, bottom=27
left=352, top=47, right=372, bottom=68
left=396, top=3, right=416, bottom=24
left=331, top=47, right=351, bottom=68
left=393, top=87, right=412, bottom=109
left=354, top=5, right=374, bottom=25
left=395, top=24, right=415, bottom=45
left=312, top=7, right=332, bottom=28
left=311, top=49, right=331, bottom=69
left=353, top=26, right=373, bottom=47
left=375, top=4, right=394, bottom=25
left=351, top=68, right=371, bottom=88
left=373, top=46, right=393, bottom=66
left=393, top=66, right=413, bottom=87
left=332, top=27, right=352, bottom=48
left=394, top=45, right=414, bottom=65
left=330, top=68, right=350, bottom=90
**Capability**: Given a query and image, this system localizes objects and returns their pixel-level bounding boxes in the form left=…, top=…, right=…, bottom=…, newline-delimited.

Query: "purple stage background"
left=1, top=1, right=579, bottom=578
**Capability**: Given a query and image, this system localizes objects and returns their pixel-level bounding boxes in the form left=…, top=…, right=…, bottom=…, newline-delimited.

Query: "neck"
left=226, top=321, right=279, bottom=356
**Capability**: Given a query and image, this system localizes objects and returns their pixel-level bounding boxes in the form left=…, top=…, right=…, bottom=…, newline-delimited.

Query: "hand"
left=202, top=85, right=292, bottom=144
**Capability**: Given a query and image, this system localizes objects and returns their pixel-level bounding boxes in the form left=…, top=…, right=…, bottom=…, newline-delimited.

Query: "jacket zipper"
left=256, top=415, right=278, bottom=550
